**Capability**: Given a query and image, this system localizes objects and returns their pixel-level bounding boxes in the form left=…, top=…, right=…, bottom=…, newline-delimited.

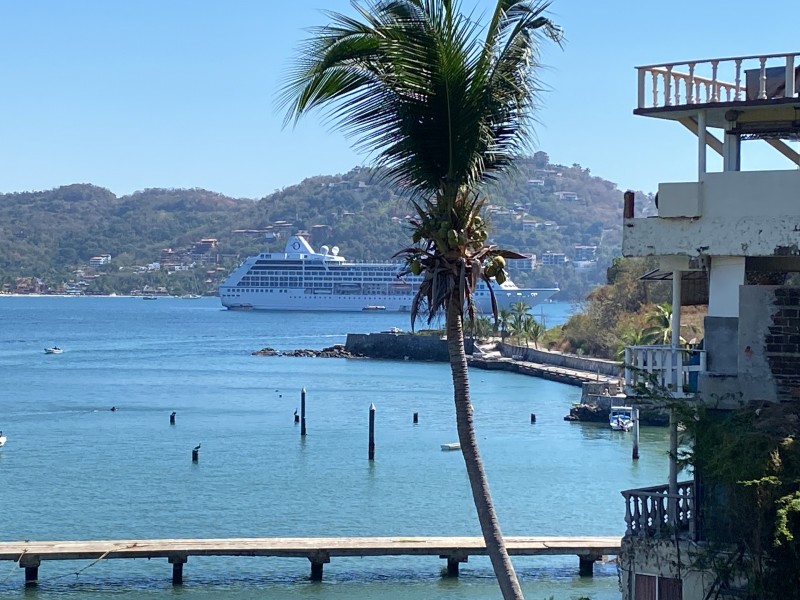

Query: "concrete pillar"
left=723, top=132, right=741, bottom=172
left=708, top=257, right=746, bottom=318
left=697, top=110, right=707, bottom=178
left=308, top=551, right=330, bottom=581
left=169, top=555, right=187, bottom=585
left=20, top=556, right=40, bottom=587
left=441, top=552, right=468, bottom=577
left=579, top=554, right=600, bottom=577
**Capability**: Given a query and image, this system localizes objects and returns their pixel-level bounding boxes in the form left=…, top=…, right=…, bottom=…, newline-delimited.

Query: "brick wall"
left=767, top=288, right=800, bottom=401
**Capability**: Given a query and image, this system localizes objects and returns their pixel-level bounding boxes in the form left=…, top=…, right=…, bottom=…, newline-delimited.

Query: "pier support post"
left=578, top=554, right=600, bottom=577
left=413, top=412, right=418, bottom=424
left=20, top=556, right=40, bottom=587
left=368, top=403, right=376, bottom=461
left=308, top=551, right=330, bottom=581
left=440, top=552, right=468, bottom=577
left=169, top=555, right=187, bottom=585
left=300, top=388, right=307, bottom=437
left=170, top=411, right=176, bottom=425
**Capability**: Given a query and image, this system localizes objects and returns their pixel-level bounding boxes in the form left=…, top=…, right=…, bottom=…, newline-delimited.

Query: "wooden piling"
left=170, top=411, right=176, bottom=425
left=413, top=412, right=418, bottom=424
left=368, top=403, right=376, bottom=461
left=300, top=388, right=307, bottom=437
left=530, top=413, right=536, bottom=424
left=632, top=406, right=640, bottom=461
left=192, top=444, right=200, bottom=463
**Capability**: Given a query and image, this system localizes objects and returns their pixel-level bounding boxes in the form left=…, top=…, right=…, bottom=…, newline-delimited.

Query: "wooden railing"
left=624, top=345, right=706, bottom=398
left=637, top=52, right=799, bottom=109
left=621, top=481, right=696, bottom=540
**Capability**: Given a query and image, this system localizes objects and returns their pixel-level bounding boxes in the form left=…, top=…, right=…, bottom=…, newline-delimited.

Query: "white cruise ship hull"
left=219, top=286, right=558, bottom=313
left=218, top=235, right=558, bottom=313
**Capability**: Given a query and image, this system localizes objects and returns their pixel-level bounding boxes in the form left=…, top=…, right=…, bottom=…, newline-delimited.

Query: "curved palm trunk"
left=445, top=293, right=524, bottom=599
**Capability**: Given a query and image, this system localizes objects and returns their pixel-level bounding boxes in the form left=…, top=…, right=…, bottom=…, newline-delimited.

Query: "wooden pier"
left=0, top=536, right=621, bottom=586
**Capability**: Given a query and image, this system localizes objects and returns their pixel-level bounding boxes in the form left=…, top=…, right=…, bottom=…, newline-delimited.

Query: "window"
left=635, top=574, right=682, bottom=600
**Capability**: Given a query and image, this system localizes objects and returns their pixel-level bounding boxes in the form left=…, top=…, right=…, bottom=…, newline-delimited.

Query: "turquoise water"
left=0, top=297, right=667, bottom=599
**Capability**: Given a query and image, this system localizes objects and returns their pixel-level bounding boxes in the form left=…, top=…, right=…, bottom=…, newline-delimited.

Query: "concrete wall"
left=623, top=170, right=800, bottom=258
left=703, top=317, right=739, bottom=374
left=345, top=333, right=473, bottom=362
left=619, top=538, right=720, bottom=600
left=500, top=343, right=621, bottom=377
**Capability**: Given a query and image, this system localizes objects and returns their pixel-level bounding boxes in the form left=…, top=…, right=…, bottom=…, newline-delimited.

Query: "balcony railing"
left=624, top=345, right=706, bottom=398
left=621, top=481, right=696, bottom=540
left=637, top=52, right=799, bottom=109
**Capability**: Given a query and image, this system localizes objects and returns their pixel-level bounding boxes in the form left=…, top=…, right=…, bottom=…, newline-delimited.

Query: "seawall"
left=345, top=332, right=473, bottom=361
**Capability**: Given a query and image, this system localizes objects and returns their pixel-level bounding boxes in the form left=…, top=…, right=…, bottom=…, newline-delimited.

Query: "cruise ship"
left=218, top=235, right=559, bottom=312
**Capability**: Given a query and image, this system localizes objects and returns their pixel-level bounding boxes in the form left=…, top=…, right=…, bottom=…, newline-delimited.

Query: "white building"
left=89, top=254, right=111, bottom=268
left=619, top=51, right=800, bottom=600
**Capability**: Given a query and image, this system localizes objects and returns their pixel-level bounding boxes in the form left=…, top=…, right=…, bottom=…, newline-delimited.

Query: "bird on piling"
left=193, top=443, right=201, bottom=452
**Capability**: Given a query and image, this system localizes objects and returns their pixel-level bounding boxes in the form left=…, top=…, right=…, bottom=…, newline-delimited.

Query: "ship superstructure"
left=218, top=235, right=558, bottom=312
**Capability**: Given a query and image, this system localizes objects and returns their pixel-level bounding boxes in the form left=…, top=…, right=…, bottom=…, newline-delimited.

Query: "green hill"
left=0, top=153, right=648, bottom=299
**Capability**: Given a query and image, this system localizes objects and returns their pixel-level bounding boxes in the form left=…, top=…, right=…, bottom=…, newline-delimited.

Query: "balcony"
left=621, top=481, right=696, bottom=540
left=637, top=52, right=798, bottom=112
left=623, top=345, right=706, bottom=399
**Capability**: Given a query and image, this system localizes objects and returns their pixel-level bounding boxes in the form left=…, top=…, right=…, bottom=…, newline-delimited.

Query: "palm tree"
left=522, top=315, right=545, bottom=349
left=281, top=2, right=561, bottom=597
left=497, top=307, right=513, bottom=342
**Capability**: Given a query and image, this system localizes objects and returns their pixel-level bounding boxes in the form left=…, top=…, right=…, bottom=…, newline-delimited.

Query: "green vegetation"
left=681, top=402, right=800, bottom=599
left=0, top=163, right=647, bottom=298
left=281, top=1, right=561, bottom=597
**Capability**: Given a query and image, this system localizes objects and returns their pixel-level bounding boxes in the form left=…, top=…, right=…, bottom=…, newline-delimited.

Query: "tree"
left=281, top=2, right=561, bottom=597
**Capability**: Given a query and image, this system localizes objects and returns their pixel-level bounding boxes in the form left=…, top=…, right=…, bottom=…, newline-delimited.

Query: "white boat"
left=610, top=406, right=633, bottom=432
left=441, top=443, right=461, bottom=451
left=362, top=305, right=386, bottom=312
left=44, top=346, right=63, bottom=354
left=0, top=433, right=6, bottom=447
left=219, top=235, right=559, bottom=312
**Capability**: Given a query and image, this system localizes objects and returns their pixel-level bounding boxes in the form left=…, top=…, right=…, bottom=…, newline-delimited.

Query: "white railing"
left=621, top=481, right=696, bottom=540
left=623, top=345, right=706, bottom=398
left=637, top=52, right=799, bottom=109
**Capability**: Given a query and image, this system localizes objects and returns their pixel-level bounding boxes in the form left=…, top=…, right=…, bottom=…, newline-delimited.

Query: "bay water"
left=0, top=297, right=667, bottom=599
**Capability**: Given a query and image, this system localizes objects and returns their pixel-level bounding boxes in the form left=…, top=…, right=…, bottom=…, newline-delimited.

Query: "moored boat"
left=441, top=443, right=461, bottom=451
left=44, top=346, right=63, bottom=354
left=610, top=406, right=633, bottom=431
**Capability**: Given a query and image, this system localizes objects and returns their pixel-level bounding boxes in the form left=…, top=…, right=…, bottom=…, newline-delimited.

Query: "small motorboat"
left=441, top=442, right=461, bottom=451
left=0, top=433, right=6, bottom=447
left=362, top=305, right=386, bottom=312
left=610, top=406, right=633, bottom=432
left=44, top=346, right=63, bottom=354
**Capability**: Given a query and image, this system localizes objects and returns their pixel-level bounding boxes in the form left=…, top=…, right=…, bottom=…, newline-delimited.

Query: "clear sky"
left=1, top=0, right=797, bottom=199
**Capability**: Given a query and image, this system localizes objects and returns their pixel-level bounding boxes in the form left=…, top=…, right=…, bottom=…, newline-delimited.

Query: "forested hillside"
left=0, top=153, right=650, bottom=299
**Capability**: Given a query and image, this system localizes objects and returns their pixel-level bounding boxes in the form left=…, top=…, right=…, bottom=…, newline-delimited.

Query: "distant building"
left=554, top=191, right=579, bottom=201
left=507, top=254, right=536, bottom=272
left=527, top=179, right=545, bottom=186
left=572, top=245, right=598, bottom=262
left=89, top=254, right=111, bottom=268
left=541, top=252, right=567, bottom=266
left=522, top=219, right=538, bottom=232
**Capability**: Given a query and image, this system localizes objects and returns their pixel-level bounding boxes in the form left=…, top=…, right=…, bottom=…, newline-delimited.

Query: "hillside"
left=0, top=153, right=650, bottom=299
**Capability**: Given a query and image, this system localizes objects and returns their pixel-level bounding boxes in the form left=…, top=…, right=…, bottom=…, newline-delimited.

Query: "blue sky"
left=0, top=0, right=797, bottom=199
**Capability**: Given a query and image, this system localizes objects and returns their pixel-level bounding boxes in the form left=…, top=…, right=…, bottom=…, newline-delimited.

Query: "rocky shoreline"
left=251, top=344, right=364, bottom=358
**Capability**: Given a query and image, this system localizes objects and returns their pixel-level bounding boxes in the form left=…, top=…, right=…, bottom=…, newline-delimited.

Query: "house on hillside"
left=619, top=51, right=800, bottom=599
